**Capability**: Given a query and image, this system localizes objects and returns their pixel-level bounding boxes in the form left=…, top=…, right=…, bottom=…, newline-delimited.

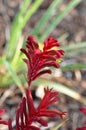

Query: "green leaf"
left=53, top=118, right=69, bottom=130
left=32, top=78, right=86, bottom=105
left=39, top=0, right=81, bottom=41
left=5, top=0, right=43, bottom=60
left=62, top=42, right=86, bottom=51
left=62, top=63, right=86, bottom=70
left=62, top=42, right=86, bottom=56
left=5, top=0, right=31, bottom=59
left=11, top=36, right=24, bottom=67
left=58, top=33, right=69, bottom=42
left=32, top=0, right=61, bottom=36
left=4, top=60, right=25, bottom=94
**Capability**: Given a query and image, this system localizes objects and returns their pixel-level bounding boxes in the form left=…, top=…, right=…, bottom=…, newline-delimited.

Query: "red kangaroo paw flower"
left=21, top=36, right=64, bottom=85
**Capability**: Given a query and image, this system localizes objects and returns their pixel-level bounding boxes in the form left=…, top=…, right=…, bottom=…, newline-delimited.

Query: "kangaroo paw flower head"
left=21, top=36, right=64, bottom=85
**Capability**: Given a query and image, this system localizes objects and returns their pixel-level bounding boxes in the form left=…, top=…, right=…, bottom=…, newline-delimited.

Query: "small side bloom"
left=80, top=108, right=86, bottom=115
left=37, top=87, right=66, bottom=119
left=8, top=88, right=66, bottom=130
left=0, top=109, right=8, bottom=125
left=76, top=108, right=86, bottom=130
left=76, top=127, right=86, bottom=130
left=21, top=36, right=64, bottom=85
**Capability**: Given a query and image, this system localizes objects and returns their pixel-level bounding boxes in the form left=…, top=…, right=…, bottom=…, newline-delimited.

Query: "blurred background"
left=0, top=0, right=86, bottom=129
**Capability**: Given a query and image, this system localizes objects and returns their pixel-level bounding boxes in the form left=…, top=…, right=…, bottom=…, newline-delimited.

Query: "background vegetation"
left=0, top=0, right=86, bottom=129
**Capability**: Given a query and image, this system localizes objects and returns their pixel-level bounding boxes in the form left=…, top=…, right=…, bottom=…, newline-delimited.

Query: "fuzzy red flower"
left=76, top=108, right=86, bottom=130
left=0, top=109, right=8, bottom=125
left=21, top=36, right=64, bottom=85
left=7, top=88, right=66, bottom=130
left=80, top=108, right=86, bottom=115
left=76, top=127, right=86, bottom=130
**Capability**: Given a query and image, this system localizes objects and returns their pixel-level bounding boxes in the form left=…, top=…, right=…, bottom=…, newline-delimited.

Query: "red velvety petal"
left=0, top=109, right=5, bottom=116
left=26, top=89, right=36, bottom=116
left=32, top=69, right=51, bottom=81
left=38, top=110, right=58, bottom=117
left=29, top=116, right=48, bottom=127
left=38, top=88, right=58, bottom=110
left=0, top=120, right=8, bottom=125
left=8, top=119, right=13, bottom=130
left=0, top=109, right=8, bottom=125
left=43, top=36, right=60, bottom=51
left=80, top=108, right=86, bottom=115
left=27, top=36, right=39, bottom=49
left=76, top=127, right=86, bottom=130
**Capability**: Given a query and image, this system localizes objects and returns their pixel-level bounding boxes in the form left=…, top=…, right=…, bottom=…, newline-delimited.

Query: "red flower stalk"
left=0, top=109, right=8, bottom=125
left=21, top=36, right=64, bottom=85
left=76, top=108, right=86, bottom=130
left=7, top=88, right=66, bottom=130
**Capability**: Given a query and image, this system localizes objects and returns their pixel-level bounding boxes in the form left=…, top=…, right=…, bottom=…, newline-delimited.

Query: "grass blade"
left=6, top=0, right=43, bottom=60
left=11, top=36, right=24, bottom=67
left=39, top=0, right=81, bottom=41
left=62, top=42, right=86, bottom=51
left=5, top=0, right=31, bottom=58
left=62, top=63, right=86, bottom=70
left=4, top=60, right=25, bottom=94
left=31, top=0, right=61, bottom=36
left=62, top=42, right=86, bottom=56
left=53, top=118, right=69, bottom=130
left=32, top=78, right=86, bottom=105
left=22, top=0, right=44, bottom=30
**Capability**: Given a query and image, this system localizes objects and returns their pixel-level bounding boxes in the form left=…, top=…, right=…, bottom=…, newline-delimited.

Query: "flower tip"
left=20, top=48, right=25, bottom=53
left=58, top=111, right=67, bottom=119
left=27, top=35, right=36, bottom=42
left=80, top=107, right=86, bottom=115
left=0, top=109, right=5, bottom=115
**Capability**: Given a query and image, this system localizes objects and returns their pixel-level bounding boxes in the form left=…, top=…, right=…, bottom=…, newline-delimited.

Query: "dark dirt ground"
left=0, top=0, right=86, bottom=130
